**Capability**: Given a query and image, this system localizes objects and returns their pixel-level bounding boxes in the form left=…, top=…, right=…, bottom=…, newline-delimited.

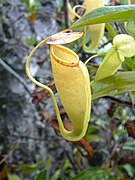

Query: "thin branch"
left=0, top=141, right=19, bottom=165
left=63, top=0, right=70, bottom=28
left=105, top=96, right=134, bottom=108
left=87, top=62, right=99, bottom=67
left=10, top=14, right=24, bottom=26
left=65, top=150, right=79, bottom=173
left=118, top=22, right=128, bottom=34
left=0, top=132, right=46, bottom=141
left=10, top=133, right=47, bottom=141
left=0, top=58, right=31, bottom=95
left=99, top=40, right=112, bottom=48
left=0, top=149, right=14, bottom=165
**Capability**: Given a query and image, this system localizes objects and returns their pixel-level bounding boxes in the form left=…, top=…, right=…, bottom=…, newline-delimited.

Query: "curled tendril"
left=72, top=5, right=86, bottom=19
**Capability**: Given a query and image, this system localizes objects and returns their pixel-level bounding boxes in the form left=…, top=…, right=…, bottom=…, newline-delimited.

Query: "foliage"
left=91, top=71, right=135, bottom=99
left=23, top=0, right=41, bottom=13
left=26, top=34, right=36, bottom=46
left=72, top=167, right=111, bottom=180
left=19, top=161, right=42, bottom=174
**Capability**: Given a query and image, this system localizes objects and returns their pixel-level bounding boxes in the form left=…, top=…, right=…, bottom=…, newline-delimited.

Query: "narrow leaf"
left=45, top=158, right=52, bottom=170
left=19, top=161, right=42, bottom=174
left=36, top=170, right=47, bottom=180
left=122, top=165, right=135, bottom=178
left=92, top=71, right=135, bottom=99
left=72, top=167, right=110, bottom=180
left=70, top=5, right=135, bottom=29
left=129, top=91, right=135, bottom=105
left=8, top=174, right=22, bottom=180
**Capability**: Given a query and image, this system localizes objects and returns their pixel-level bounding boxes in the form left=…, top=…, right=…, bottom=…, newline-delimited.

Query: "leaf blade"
left=92, top=71, right=135, bottom=99
left=72, top=167, right=110, bottom=180
left=19, top=161, right=42, bottom=175
left=70, top=5, right=135, bottom=29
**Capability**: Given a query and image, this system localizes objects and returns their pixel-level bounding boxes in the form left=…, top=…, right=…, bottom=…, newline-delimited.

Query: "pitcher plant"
left=26, top=33, right=91, bottom=142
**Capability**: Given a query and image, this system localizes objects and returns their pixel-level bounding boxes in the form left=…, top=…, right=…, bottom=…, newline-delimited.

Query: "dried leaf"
left=40, top=111, right=52, bottom=123
left=32, top=87, right=48, bottom=104
left=46, top=32, right=83, bottom=45
left=28, top=13, right=36, bottom=24
left=36, top=55, right=49, bottom=65
left=41, top=109, right=93, bottom=158
left=118, top=154, right=135, bottom=165
left=0, top=163, right=8, bottom=180
left=124, top=121, right=135, bottom=139
left=50, top=118, right=73, bottom=132
left=32, top=80, right=56, bottom=104
left=107, top=103, right=118, bottom=117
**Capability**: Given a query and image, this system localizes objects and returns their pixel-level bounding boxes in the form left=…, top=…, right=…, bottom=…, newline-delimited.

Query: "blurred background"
left=0, top=0, right=135, bottom=179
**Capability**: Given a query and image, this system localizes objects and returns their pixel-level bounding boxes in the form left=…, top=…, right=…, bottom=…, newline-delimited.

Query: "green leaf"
left=28, top=0, right=35, bottom=8
left=24, top=0, right=37, bottom=12
left=19, top=161, right=42, bottom=174
left=122, top=164, right=135, bottom=178
left=45, top=158, right=52, bottom=170
left=72, top=167, right=110, bottom=180
left=114, top=129, right=127, bottom=141
left=62, top=159, right=71, bottom=171
left=70, top=5, right=135, bottom=29
left=24, top=0, right=35, bottom=8
left=26, top=34, right=36, bottom=46
left=8, top=173, right=22, bottom=180
left=91, top=71, right=135, bottom=100
left=119, top=0, right=129, bottom=5
left=124, top=57, right=134, bottom=70
left=50, top=169, right=61, bottom=180
left=24, top=0, right=30, bottom=9
left=10, top=143, right=19, bottom=151
left=86, top=134, right=104, bottom=143
left=123, top=141, right=135, bottom=151
left=86, top=125, right=99, bottom=135
left=36, top=170, right=47, bottom=180
left=129, top=91, right=135, bottom=105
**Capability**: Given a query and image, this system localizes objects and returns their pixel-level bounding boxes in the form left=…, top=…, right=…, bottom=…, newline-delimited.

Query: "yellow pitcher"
left=26, top=36, right=91, bottom=141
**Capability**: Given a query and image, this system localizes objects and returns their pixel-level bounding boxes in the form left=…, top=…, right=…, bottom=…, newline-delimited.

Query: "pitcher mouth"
left=50, top=45, right=79, bottom=67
